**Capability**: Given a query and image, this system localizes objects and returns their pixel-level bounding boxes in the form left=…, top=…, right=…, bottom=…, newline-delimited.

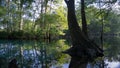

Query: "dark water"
left=0, top=39, right=70, bottom=68
left=0, top=39, right=120, bottom=68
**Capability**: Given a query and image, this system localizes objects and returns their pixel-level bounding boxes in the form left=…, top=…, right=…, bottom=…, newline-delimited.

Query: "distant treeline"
left=0, top=31, right=60, bottom=40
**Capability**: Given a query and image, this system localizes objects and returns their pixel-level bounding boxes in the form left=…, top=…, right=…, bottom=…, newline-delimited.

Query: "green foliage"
left=0, top=0, right=119, bottom=43
left=0, top=0, right=68, bottom=39
left=0, top=6, right=6, bottom=17
left=84, top=6, right=120, bottom=61
left=38, top=13, right=60, bottom=24
left=34, top=6, right=67, bottom=38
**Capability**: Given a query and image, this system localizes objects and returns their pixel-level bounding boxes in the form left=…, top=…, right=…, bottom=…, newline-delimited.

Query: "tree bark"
left=6, top=0, right=10, bottom=32
left=81, top=0, right=88, bottom=37
left=19, top=0, right=23, bottom=31
left=69, top=57, right=88, bottom=68
left=64, top=0, right=103, bottom=68
left=65, top=0, right=87, bottom=46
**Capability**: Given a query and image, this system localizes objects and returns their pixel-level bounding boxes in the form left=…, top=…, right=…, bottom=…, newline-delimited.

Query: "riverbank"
left=0, top=31, right=60, bottom=40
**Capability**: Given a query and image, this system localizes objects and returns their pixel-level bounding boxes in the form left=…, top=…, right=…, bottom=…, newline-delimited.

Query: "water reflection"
left=0, top=38, right=120, bottom=68
left=0, top=40, right=70, bottom=68
left=89, top=37, right=120, bottom=68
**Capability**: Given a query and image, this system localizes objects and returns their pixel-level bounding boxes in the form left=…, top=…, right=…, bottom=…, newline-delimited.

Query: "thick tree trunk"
left=65, top=0, right=87, bottom=46
left=64, top=0, right=103, bottom=68
left=64, top=0, right=88, bottom=68
left=69, top=57, right=88, bottom=68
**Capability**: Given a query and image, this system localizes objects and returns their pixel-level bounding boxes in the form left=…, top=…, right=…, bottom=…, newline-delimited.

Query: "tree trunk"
left=81, top=0, right=88, bottom=37
left=64, top=0, right=88, bottom=68
left=19, top=2, right=23, bottom=30
left=19, top=0, right=23, bottom=31
left=20, top=15, right=23, bottom=30
left=69, top=57, right=88, bottom=68
left=64, top=0, right=103, bottom=68
left=6, top=0, right=10, bottom=32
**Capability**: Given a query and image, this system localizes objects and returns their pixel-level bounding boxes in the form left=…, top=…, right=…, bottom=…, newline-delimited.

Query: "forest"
left=0, top=0, right=120, bottom=68
left=0, top=0, right=120, bottom=40
left=0, top=0, right=68, bottom=40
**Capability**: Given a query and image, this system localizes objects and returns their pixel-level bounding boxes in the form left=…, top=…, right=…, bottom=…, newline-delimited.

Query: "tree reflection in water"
left=0, top=38, right=120, bottom=68
left=0, top=39, right=70, bottom=68
left=88, top=37, right=120, bottom=68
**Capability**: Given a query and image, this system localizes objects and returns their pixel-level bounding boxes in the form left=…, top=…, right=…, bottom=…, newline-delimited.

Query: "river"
left=0, top=39, right=120, bottom=68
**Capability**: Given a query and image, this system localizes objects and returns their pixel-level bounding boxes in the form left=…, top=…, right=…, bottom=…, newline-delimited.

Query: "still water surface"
left=0, top=39, right=70, bottom=68
left=0, top=39, right=120, bottom=68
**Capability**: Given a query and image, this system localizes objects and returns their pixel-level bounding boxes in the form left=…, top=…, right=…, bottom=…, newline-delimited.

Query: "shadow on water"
left=0, top=38, right=120, bottom=68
